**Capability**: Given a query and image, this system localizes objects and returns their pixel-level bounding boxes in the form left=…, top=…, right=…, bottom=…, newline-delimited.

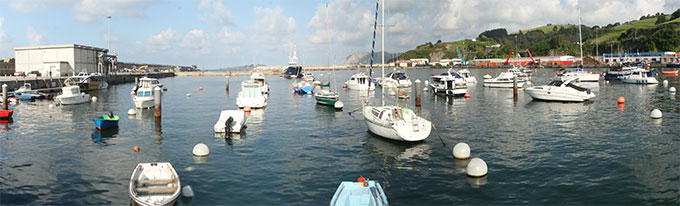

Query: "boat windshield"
left=284, top=66, right=302, bottom=75
left=243, top=85, right=262, bottom=98
left=137, top=91, right=152, bottom=97
left=566, top=83, right=588, bottom=92
left=548, top=80, right=563, bottom=86
left=392, top=73, right=408, bottom=80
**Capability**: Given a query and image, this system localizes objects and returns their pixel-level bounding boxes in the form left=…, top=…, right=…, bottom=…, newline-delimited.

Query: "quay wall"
left=0, top=72, right=175, bottom=92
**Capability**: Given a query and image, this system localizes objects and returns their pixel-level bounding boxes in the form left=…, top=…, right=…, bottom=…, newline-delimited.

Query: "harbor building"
left=14, top=44, right=117, bottom=77
left=603, top=52, right=679, bottom=64
left=0, top=57, right=14, bottom=76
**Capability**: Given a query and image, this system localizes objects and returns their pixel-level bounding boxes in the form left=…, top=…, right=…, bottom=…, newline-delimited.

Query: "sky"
left=0, top=0, right=678, bottom=69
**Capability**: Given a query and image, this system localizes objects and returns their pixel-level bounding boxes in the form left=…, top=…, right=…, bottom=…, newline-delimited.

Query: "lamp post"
left=107, top=16, right=111, bottom=51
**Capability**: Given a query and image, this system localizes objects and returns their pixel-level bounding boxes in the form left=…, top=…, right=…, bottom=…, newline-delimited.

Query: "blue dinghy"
left=93, top=112, right=119, bottom=130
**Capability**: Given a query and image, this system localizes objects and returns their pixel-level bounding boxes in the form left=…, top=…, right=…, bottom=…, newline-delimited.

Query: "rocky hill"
left=343, top=51, right=402, bottom=65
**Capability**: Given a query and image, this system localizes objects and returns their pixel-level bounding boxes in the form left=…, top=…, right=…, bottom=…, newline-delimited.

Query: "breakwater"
left=0, top=72, right=175, bottom=92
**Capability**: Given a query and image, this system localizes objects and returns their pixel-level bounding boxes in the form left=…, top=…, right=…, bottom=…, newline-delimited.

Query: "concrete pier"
left=0, top=72, right=174, bottom=94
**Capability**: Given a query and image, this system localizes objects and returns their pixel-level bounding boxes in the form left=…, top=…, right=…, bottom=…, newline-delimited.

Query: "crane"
left=456, top=44, right=467, bottom=66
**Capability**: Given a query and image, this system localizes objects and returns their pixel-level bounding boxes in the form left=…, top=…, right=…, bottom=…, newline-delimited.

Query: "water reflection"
left=91, top=127, right=119, bottom=145
left=0, top=117, right=14, bottom=130
left=364, top=136, right=431, bottom=165
left=466, top=176, right=488, bottom=188
left=453, top=158, right=471, bottom=174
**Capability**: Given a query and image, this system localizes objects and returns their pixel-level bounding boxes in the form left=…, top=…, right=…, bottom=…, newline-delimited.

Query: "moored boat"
left=128, top=162, right=181, bottom=206
left=133, top=77, right=164, bottom=94
left=56, top=85, right=91, bottom=105
left=64, top=72, right=109, bottom=91
left=0, top=110, right=13, bottom=119
left=214, top=110, right=246, bottom=133
left=236, top=73, right=269, bottom=108
left=430, top=69, right=467, bottom=96
left=622, top=68, right=658, bottom=84
left=282, top=48, right=303, bottom=78
left=458, top=69, right=477, bottom=83
left=13, top=83, right=42, bottom=100
left=345, top=72, right=375, bottom=91
left=330, top=176, right=388, bottom=206
left=93, top=112, right=119, bottom=130
left=524, top=78, right=595, bottom=102
left=293, top=81, right=315, bottom=94
left=483, top=71, right=526, bottom=88
left=134, top=86, right=155, bottom=109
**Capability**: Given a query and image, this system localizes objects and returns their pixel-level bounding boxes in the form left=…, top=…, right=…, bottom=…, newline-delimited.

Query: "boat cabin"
left=62, top=86, right=81, bottom=95
left=241, top=82, right=265, bottom=98
left=283, top=66, right=303, bottom=77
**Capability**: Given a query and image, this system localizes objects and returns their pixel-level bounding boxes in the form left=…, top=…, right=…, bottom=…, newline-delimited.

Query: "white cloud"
left=179, top=29, right=210, bottom=54
left=140, top=27, right=178, bottom=52
left=0, top=17, right=13, bottom=57
left=307, top=0, right=373, bottom=46
left=72, top=0, right=155, bottom=23
left=216, top=27, right=245, bottom=44
left=198, top=0, right=234, bottom=25
left=26, top=27, right=47, bottom=46
left=8, top=0, right=48, bottom=12
left=251, top=7, right=296, bottom=46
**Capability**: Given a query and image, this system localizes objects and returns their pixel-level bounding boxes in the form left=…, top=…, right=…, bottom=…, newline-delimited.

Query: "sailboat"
left=554, top=5, right=600, bottom=82
left=362, top=0, right=431, bottom=142
left=314, top=3, right=340, bottom=106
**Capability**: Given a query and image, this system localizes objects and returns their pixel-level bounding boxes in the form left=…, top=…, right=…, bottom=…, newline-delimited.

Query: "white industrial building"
left=14, top=44, right=116, bottom=77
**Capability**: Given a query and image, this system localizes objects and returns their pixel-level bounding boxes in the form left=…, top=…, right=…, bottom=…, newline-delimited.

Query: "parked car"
left=28, top=71, right=41, bottom=76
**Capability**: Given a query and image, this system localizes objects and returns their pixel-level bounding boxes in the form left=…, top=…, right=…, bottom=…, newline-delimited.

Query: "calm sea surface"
left=1, top=68, right=679, bottom=205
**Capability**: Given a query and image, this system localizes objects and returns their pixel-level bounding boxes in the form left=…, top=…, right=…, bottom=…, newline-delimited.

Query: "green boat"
left=314, top=89, right=339, bottom=105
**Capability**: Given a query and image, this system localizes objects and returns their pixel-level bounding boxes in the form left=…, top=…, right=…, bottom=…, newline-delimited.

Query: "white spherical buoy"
left=650, top=109, right=662, bottom=119
left=606, top=80, right=609, bottom=84
left=662, top=80, right=668, bottom=87
left=415, top=79, right=421, bottom=84
left=192, top=143, right=209, bottom=156
left=91, top=96, right=97, bottom=102
left=48, top=103, right=55, bottom=109
left=670, top=87, right=676, bottom=93
left=389, top=91, right=396, bottom=96
left=128, top=108, right=137, bottom=115
left=334, top=101, right=344, bottom=110
left=423, top=88, right=428, bottom=92
left=452, top=143, right=471, bottom=159
left=424, top=80, right=429, bottom=87
left=182, top=185, right=195, bottom=198
left=466, top=157, right=488, bottom=177
left=186, top=93, right=192, bottom=97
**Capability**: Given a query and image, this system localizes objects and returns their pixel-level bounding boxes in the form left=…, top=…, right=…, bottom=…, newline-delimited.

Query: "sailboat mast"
left=578, top=6, right=583, bottom=67
left=381, top=0, right=385, bottom=106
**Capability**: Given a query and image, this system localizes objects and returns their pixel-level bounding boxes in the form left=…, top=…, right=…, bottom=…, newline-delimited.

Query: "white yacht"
left=236, top=73, right=269, bottom=108
left=458, top=69, right=477, bottom=83
left=64, top=72, right=109, bottom=91
left=483, top=70, right=526, bottom=88
left=555, top=69, right=600, bottom=82
left=430, top=69, right=467, bottom=96
left=621, top=68, right=658, bottom=84
left=376, top=71, right=411, bottom=88
left=132, top=77, right=164, bottom=93
left=345, top=72, right=375, bottom=91
left=133, top=86, right=155, bottom=109
left=363, top=0, right=431, bottom=142
left=301, top=72, right=315, bottom=82
left=214, top=110, right=247, bottom=134
left=524, top=78, right=595, bottom=102
left=56, top=86, right=91, bottom=105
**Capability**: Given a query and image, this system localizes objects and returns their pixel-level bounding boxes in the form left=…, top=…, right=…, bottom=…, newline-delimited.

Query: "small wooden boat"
left=330, top=176, right=388, bottom=206
left=93, top=112, right=119, bottom=130
left=129, top=162, right=181, bottom=206
left=0, top=110, right=13, bottom=119
left=661, top=70, right=679, bottom=76
left=397, top=92, right=409, bottom=99
left=214, top=110, right=246, bottom=133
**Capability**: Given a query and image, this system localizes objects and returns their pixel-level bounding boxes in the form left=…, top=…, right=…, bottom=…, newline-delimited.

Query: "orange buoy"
left=342, top=84, right=347, bottom=88
left=244, top=106, right=252, bottom=112
left=617, top=96, right=625, bottom=104
left=199, top=87, right=204, bottom=91
left=357, top=176, right=365, bottom=182
left=464, top=93, right=470, bottom=99
left=134, top=146, right=140, bottom=152
left=490, top=71, right=494, bottom=74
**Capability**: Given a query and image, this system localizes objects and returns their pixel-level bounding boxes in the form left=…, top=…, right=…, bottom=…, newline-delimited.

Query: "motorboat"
left=363, top=106, right=431, bottom=141
left=214, top=110, right=246, bottom=133
left=524, top=78, right=595, bottom=102
left=622, top=68, right=658, bottom=84
left=346, top=72, right=375, bottom=90
left=430, top=69, right=467, bottom=96
left=0, top=110, right=13, bottom=119
left=128, top=162, right=181, bottom=206
left=605, top=65, right=638, bottom=80
left=93, top=112, right=119, bottom=130
left=330, top=176, right=388, bottom=206
left=237, top=79, right=268, bottom=108
left=64, top=72, right=109, bottom=91
left=13, top=83, right=43, bottom=100
left=56, top=86, right=91, bottom=105
left=483, top=71, right=526, bottom=88
left=458, top=69, right=477, bottom=83
left=661, top=70, right=678, bottom=76
left=133, top=77, right=164, bottom=94
left=282, top=47, right=303, bottom=78
left=293, top=81, right=315, bottom=94
left=376, top=71, right=411, bottom=88
left=302, top=72, right=315, bottom=82
left=133, top=85, right=155, bottom=109
left=314, top=88, right=339, bottom=106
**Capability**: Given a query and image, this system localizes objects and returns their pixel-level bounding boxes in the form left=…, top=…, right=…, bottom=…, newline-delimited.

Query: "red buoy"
left=199, top=87, right=204, bottom=91
left=244, top=106, right=252, bottom=112
left=357, top=176, right=365, bottom=182
left=464, top=93, right=470, bottom=99
left=617, top=96, right=625, bottom=104
left=134, top=146, right=140, bottom=152
left=432, top=73, right=436, bottom=76
left=490, top=71, right=494, bottom=74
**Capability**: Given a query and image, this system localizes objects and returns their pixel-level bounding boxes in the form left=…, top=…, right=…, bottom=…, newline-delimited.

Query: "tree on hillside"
left=478, top=28, right=508, bottom=41
left=655, top=15, right=667, bottom=24
left=651, top=26, right=680, bottom=51
left=672, top=8, right=680, bottom=20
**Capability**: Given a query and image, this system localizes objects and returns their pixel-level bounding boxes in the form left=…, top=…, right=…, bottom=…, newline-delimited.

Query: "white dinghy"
left=128, top=162, right=181, bottom=206
left=214, top=110, right=247, bottom=134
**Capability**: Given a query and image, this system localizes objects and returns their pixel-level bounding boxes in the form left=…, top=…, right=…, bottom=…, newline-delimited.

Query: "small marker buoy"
left=452, top=143, right=471, bottom=159
left=650, top=109, right=662, bottom=119
left=91, top=96, right=97, bottom=102
left=464, top=93, right=471, bottom=99
left=49, top=115, right=52, bottom=118
left=662, top=80, right=668, bottom=87
left=182, top=185, right=194, bottom=198
left=244, top=106, right=252, bottom=112
left=424, top=80, right=429, bottom=87
left=128, top=109, right=136, bottom=115
left=334, top=101, right=344, bottom=110
left=466, top=157, right=488, bottom=177
left=49, top=104, right=55, bottom=108
left=342, top=84, right=347, bottom=88
left=357, top=176, right=365, bottom=182
left=193, top=143, right=209, bottom=156
left=490, top=71, right=493, bottom=74
left=199, top=87, right=203, bottom=91
left=186, top=93, right=192, bottom=97
left=133, top=146, right=140, bottom=152
left=606, top=80, right=609, bottom=84
left=670, top=87, right=676, bottom=93
left=423, top=88, right=428, bottom=92
left=431, top=73, right=436, bottom=76
left=617, top=96, right=625, bottom=104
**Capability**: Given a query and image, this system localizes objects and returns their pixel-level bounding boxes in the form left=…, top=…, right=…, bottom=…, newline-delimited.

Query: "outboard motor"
left=224, top=116, right=234, bottom=133
left=108, top=111, right=114, bottom=118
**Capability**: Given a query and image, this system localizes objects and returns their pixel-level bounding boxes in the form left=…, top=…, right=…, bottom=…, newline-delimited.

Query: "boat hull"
left=525, top=87, right=594, bottom=102
left=236, top=96, right=267, bottom=108
left=314, top=95, right=338, bottom=105
left=134, top=97, right=155, bottom=109
left=129, top=162, right=181, bottom=206
left=214, top=110, right=246, bottom=133
left=57, top=94, right=91, bottom=105
left=483, top=81, right=525, bottom=88
left=622, top=77, right=658, bottom=84
left=363, top=106, right=431, bottom=142
left=93, top=117, right=119, bottom=130
left=0, top=110, right=13, bottom=119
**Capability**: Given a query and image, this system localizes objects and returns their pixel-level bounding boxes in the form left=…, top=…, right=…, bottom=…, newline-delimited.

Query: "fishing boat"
left=458, top=69, right=477, bottom=83
left=13, top=83, right=43, bottom=100
left=93, top=112, right=119, bottom=130
left=282, top=48, right=303, bottom=78
left=128, top=162, right=181, bottom=206
left=330, top=176, right=388, bottom=206
left=237, top=73, right=269, bottom=108
left=132, top=77, right=164, bottom=94
left=346, top=72, right=375, bottom=90
left=363, top=0, right=431, bottom=142
left=524, top=78, right=595, bottom=102
left=56, top=85, right=91, bottom=105
left=0, top=110, right=13, bottom=119
left=133, top=85, right=155, bottom=109
left=430, top=68, right=467, bottom=96
left=483, top=70, right=526, bottom=88
left=214, top=110, right=246, bottom=133
left=622, top=68, right=658, bottom=84
left=64, top=72, right=108, bottom=91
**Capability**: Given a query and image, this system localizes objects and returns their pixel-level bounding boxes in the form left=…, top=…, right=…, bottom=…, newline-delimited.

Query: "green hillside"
left=398, top=10, right=680, bottom=63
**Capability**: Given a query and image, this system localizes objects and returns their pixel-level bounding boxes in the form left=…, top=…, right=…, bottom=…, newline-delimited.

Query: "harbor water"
left=1, top=69, right=679, bottom=205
